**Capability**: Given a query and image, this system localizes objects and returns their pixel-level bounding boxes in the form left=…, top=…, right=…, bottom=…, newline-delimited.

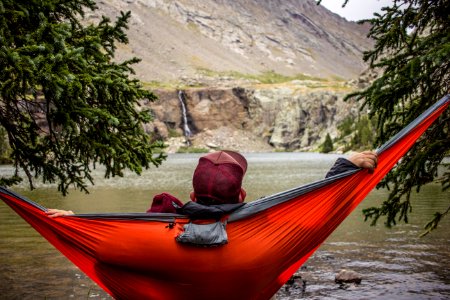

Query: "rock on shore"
left=335, top=269, right=363, bottom=284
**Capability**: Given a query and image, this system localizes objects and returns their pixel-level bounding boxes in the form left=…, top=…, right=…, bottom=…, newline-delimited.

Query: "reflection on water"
left=0, top=153, right=449, bottom=299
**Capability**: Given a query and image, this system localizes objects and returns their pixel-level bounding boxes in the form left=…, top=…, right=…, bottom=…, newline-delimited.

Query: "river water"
left=0, top=153, right=449, bottom=299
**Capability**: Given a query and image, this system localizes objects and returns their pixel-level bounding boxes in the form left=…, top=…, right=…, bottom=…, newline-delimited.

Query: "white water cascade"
left=177, top=90, right=192, bottom=141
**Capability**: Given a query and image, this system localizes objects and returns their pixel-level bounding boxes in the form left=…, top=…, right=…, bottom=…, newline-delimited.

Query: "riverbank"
left=164, top=127, right=274, bottom=153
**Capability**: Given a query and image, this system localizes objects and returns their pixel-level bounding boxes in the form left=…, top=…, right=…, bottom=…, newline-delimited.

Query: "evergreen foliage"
left=0, top=125, right=12, bottom=164
left=321, top=133, right=333, bottom=153
left=319, top=0, right=450, bottom=233
left=0, top=0, right=166, bottom=195
left=337, top=115, right=376, bottom=152
left=350, top=115, right=376, bottom=151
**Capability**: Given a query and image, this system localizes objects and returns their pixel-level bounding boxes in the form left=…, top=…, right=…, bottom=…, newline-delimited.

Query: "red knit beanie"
left=192, top=151, right=247, bottom=204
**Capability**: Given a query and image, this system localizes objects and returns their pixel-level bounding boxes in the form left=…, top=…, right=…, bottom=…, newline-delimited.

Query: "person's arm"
left=326, top=151, right=378, bottom=178
left=46, top=208, right=74, bottom=218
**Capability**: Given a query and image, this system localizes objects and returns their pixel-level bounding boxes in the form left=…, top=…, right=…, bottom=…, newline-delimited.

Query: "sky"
left=320, top=0, right=394, bottom=21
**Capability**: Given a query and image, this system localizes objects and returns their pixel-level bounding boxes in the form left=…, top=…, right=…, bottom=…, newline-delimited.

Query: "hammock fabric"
left=1, top=95, right=449, bottom=300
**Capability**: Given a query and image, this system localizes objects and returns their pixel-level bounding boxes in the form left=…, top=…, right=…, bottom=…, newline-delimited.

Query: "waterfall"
left=178, top=90, right=192, bottom=140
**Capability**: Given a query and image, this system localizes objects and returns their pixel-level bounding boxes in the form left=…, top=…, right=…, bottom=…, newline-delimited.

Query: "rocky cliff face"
left=88, top=0, right=373, bottom=152
left=91, top=0, right=373, bottom=82
left=145, top=83, right=361, bottom=152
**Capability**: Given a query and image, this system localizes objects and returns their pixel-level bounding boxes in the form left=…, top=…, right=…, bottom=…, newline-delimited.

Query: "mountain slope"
left=89, top=0, right=373, bottom=83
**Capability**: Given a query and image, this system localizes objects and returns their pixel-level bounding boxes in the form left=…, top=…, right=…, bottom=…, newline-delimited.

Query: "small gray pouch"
left=176, top=221, right=228, bottom=246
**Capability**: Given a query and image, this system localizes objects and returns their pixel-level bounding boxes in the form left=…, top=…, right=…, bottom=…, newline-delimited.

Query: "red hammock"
left=1, top=95, right=449, bottom=300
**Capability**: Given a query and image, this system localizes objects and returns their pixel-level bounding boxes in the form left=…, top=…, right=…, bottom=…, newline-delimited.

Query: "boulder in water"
left=335, top=269, right=362, bottom=284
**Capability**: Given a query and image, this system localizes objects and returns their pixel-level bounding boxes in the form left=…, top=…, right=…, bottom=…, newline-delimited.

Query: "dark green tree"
left=0, top=125, right=12, bottom=164
left=0, top=0, right=165, bottom=195
left=321, top=133, right=333, bottom=153
left=319, top=0, right=449, bottom=234
left=350, top=115, right=376, bottom=150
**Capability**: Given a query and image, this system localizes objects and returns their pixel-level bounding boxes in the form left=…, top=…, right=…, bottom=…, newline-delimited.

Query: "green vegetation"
left=142, top=69, right=344, bottom=90
left=337, top=115, right=376, bottom=152
left=0, top=126, right=12, bottom=164
left=197, top=68, right=327, bottom=84
left=274, top=148, right=294, bottom=153
left=247, top=71, right=326, bottom=84
left=186, top=21, right=199, bottom=32
left=320, top=133, right=334, bottom=153
left=142, top=80, right=204, bottom=90
left=320, top=0, right=450, bottom=233
left=168, top=128, right=182, bottom=138
left=142, top=80, right=183, bottom=90
left=176, top=146, right=209, bottom=153
left=351, top=116, right=375, bottom=150
left=337, top=116, right=354, bottom=138
left=0, top=0, right=166, bottom=195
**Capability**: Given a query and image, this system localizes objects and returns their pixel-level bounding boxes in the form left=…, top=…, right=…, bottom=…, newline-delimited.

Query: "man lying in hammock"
left=46, top=150, right=378, bottom=218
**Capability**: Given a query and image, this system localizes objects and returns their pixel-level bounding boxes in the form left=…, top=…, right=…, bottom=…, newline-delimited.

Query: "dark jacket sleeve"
left=325, top=157, right=360, bottom=178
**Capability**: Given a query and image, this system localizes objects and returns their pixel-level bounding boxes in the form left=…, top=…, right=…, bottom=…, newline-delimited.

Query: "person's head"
left=190, top=150, right=247, bottom=205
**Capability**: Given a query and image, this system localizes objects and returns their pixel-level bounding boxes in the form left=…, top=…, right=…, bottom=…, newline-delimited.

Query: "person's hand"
left=46, top=208, right=74, bottom=218
left=348, top=151, right=378, bottom=173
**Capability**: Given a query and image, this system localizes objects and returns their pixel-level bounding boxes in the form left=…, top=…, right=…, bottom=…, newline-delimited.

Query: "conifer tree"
left=319, top=0, right=449, bottom=233
left=0, top=0, right=165, bottom=195
left=321, top=133, right=333, bottom=153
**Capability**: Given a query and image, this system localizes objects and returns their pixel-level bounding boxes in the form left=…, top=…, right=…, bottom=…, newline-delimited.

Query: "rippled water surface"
left=0, top=153, right=449, bottom=299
